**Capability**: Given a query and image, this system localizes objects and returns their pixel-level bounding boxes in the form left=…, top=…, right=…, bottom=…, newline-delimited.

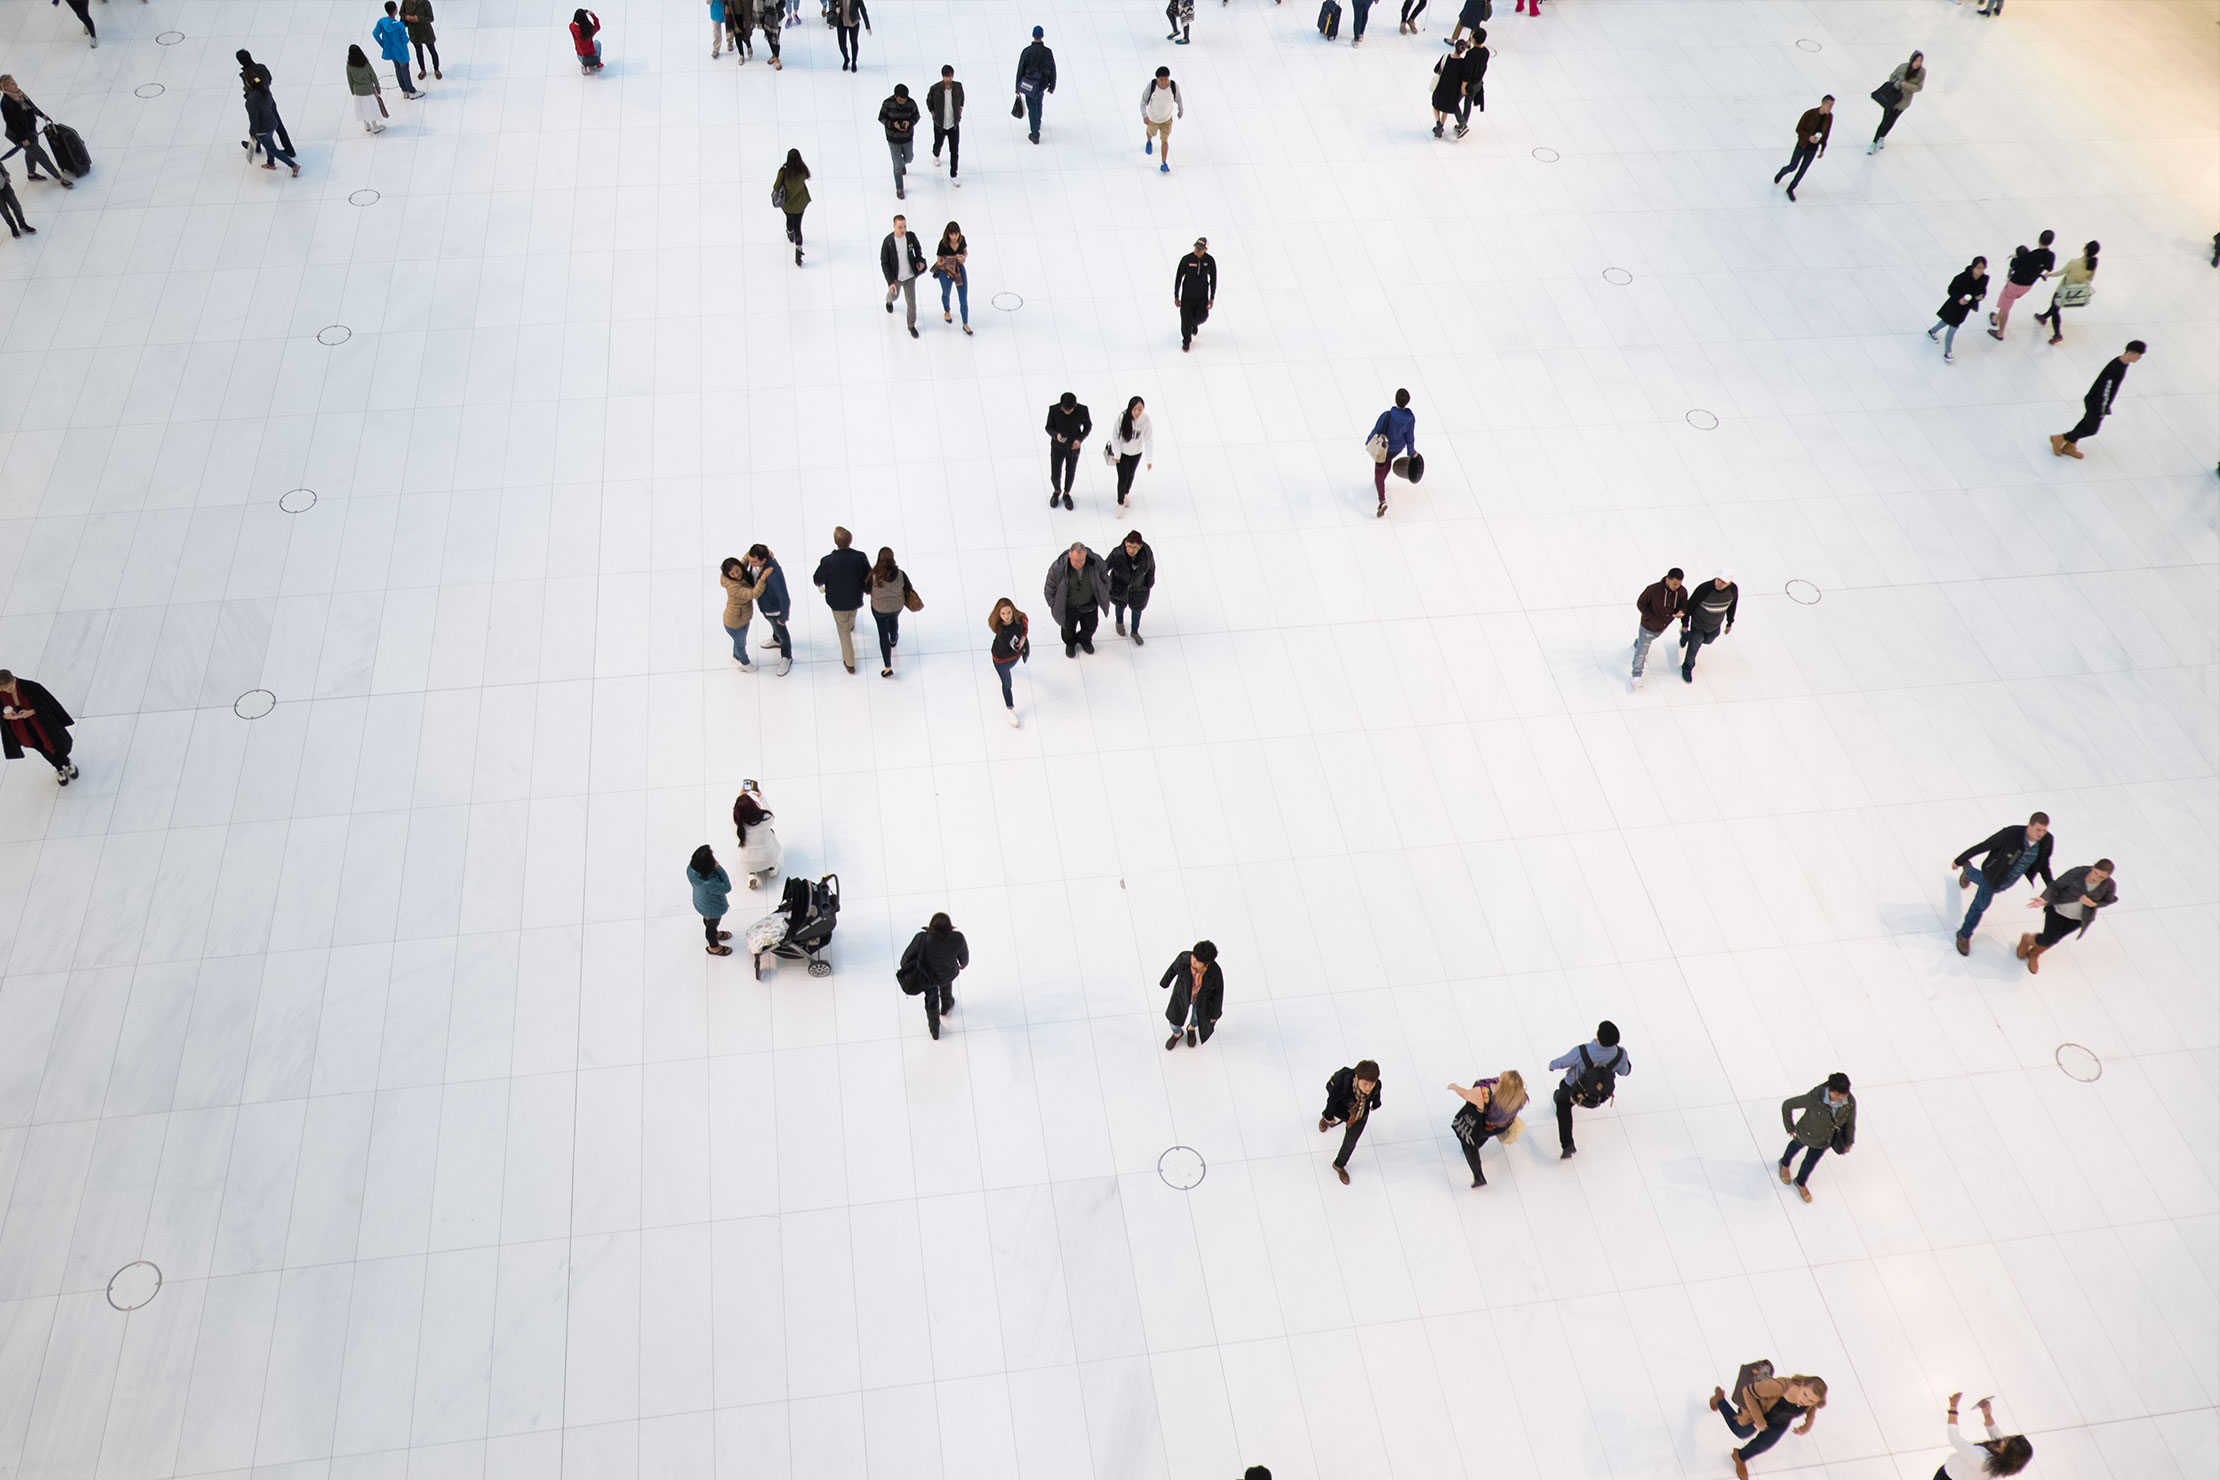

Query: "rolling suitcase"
left=43, top=123, right=89, bottom=178
left=1317, top=1, right=1341, bottom=39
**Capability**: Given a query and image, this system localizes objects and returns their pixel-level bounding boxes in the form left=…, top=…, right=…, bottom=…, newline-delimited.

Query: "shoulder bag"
left=1870, top=81, right=1902, bottom=111
left=902, top=576, right=923, bottom=613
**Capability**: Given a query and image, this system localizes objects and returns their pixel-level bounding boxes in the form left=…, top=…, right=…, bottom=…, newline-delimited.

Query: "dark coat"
left=1954, top=825, right=2055, bottom=890
left=900, top=927, right=969, bottom=987
left=400, top=0, right=437, bottom=42
left=1015, top=41, right=1056, bottom=91
left=246, top=89, right=283, bottom=136
left=1174, top=252, right=1216, bottom=307
left=924, top=78, right=965, bottom=126
left=880, top=230, right=927, bottom=286
left=1043, top=549, right=1112, bottom=614
left=2041, top=866, right=2118, bottom=939
left=1636, top=577, right=1687, bottom=633
left=1160, top=950, right=1223, bottom=1028
left=0, top=680, right=72, bottom=760
left=1685, top=578, right=1737, bottom=636
left=1780, top=1084, right=1857, bottom=1153
left=2, top=93, right=48, bottom=147
left=1323, top=1066, right=1382, bottom=1123
left=1935, top=269, right=1988, bottom=327
left=812, top=547, right=871, bottom=611
left=1431, top=53, right=1472, bottom=112
left=1107, top=541, right=1156, bottom=608
left=1045, top=401, right=1092, bottom=445
left=877, top=93, right=919, bottom=142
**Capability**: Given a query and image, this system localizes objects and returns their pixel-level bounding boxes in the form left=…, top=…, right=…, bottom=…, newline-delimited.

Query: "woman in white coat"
left=731, top=787, right=783, bottom=888
left=1108, top=396, right=1153, bottom=509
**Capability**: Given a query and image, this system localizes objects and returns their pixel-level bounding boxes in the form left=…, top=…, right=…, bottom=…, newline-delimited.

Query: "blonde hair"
left=1494, top=1069, right=1527, bottom=1115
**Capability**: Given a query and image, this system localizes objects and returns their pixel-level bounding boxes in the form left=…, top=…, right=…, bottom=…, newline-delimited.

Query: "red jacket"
left=570, top=12, right=599, bottom=56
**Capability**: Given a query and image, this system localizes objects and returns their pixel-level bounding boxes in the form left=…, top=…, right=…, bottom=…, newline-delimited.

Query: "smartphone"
left=742, top=779, right=758, bottom=794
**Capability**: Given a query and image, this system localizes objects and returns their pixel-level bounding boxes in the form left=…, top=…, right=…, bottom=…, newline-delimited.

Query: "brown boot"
left=2026, top=943, right=2045, bottom=974
left=2048, top=433, right=2067, bottom=456
left=2063, top=442, right=2084, bottom=459
left=1710, top=1386, right=1727, bottom=1411
left=1732, top=1451, right=1750, bottom=1480
left=2016, top=933, right=2032, bottom=960
left=1955, top=935, right=1970, bottom=956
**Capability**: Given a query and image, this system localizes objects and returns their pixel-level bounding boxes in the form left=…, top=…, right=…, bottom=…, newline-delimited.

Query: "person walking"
left=926, top=65, right=964, bottom=183
left=1935, top=1394, right=2033, bottom=1478
left=1175, top=238, right=1216, bottom=351
left=1044, top=542, right=1113, bottom=658
left=1015, top=26, right=1056, bottom=144
left=1773, top=95, right=1832, bottom=200
left=1110, top=397, right=1154, bottom=508
left=688, top=845, right=735, bottom=955
left=55, top=0, right=96, bottom=47
left=1777, top=1072, right=1856, bottom=1204
left=1045, top=392, right=1091, bottom=508
left=1446, top=1069, right=1526, bottom=1187
left=1348, top=0, right=1377, bottom=44
left=898, top=912, right=969, bottom=1039
left=376, top=3, right=423, bottom=98
left=1140, top=67, right=1184, bottom=172
left=773, top=150, right=810, bottom=265
left=1988, top=231, right=2054, bottom=339
left=1952, top=812, right=2054, bottom=955
left=1928, top=256, right=1989, bottom=364
left=2030, top=240, right=2097, bottom=345
left=1399, top=0, right=1430, bottom=34
left=236, top=52, right=297, bottom=158
left=1514, top=0, right=1543, bottom=14
left=1165, top=0, right=1195, bottom=45
left=1107, top=531, right=1155, bottom=645
left=866, top=547, right=915, bottom=678
left=2018, top=859, right=2117, bottom=974
left=0, top=671, right=78, bottom=783
left=756, top=0, right=783, bottom=69
left=247, top=80, right=301, bottom=176
left=2049, top=341, right=2143, bottom=459
left=1631, top=567, right=1686, bottom=691
left=731, top=787, right=782, bottom=887
left=1365, top=389, right=1415, bottom=517
left=719, top=555, right=767, bottom=669
left=1, top=79, right=71, bottom=190
left=1866, top=50, right=1924, bottom=152
left=745, top=544, right=794, bottom=675
left=345, top=47, right=389, bottom=134
left=881, top=214, right=926, bottom=338
left=570, top=8, right=605, bottom=72
left=401, top=0, right=442, bottom=80
left=0, top=161, right=31, bottom=239
left=1458, top=28, right=1489, bottom=129
left=1547, top=1020, right=1628, bottom=1159
left=833, top=0, right=870, bottom=70
left=1678, top=570, right=1736, bottom=683
left=1710, top=1371, right=1827, bottom=1479
left=1319, top=1061, right=1383, bottom=1185
left=932, top=222, right=971, bottom=333
left=812, top=527, right=870, bottom=675
left=708, top=0, right=728, bottom=57
left=1430, top=39, right=1471, bottom=139
left=1160, top=940, right=1223, bottom=1049
left=987, top=598, right=1029, bottom=725
left=879, top=84, right=919, bottom=198
left=1443, top=0, right=1490, bottom=47
left=728, top=0, right=755, bottom=61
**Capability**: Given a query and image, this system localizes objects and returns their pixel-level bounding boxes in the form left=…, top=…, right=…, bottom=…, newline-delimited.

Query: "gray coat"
left=2041, top=865, right=2118, bottom=938
left=1043, top=549, right=1112, bottom=614
left=1781, top=1084, right=1856, bottom=1153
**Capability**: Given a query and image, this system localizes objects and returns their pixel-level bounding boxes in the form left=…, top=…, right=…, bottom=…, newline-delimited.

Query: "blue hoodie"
left=374, top=15, right=412, bottom=64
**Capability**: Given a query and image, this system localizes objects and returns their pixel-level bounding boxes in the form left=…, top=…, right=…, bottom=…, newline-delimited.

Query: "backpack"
left=895, top=931, right=928, bottom=995
left=1568, top=1045, right=1624, bottom=1109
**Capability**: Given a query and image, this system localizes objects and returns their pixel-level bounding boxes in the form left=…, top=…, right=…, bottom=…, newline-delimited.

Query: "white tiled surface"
left=0, top=0, right=2214, bottom=1476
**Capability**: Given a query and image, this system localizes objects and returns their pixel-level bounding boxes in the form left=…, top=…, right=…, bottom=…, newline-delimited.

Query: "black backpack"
left=895, top=931, right=928, bottom=995
left=1568, top=1045, right=1624, bottom=1109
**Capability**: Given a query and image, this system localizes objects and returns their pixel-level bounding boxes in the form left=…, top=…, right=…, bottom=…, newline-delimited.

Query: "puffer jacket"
left=1106, top=541, right=1156, bottom=609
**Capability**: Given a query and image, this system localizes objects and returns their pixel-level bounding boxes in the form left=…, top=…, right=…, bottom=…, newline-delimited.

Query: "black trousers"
left=412, top=38, right=441, bottom=72
left=0, top=185, right=25, bottom=235
left=701, top=913, right=724, bottom=945
left=6, top=133, right=62, bottom=180
left=1874, top=105, right=1904, bottom=141
left=2063, top=397, right=2105, bottom=444
left=1116, top=453, right=1140, bottom=502
left=1049, top=441, right=1079, bottom=493
left=63, top=0, right=94, bottom=39
left=933, top=122, right=960, bottom=175
left=923, top=976, right=955, bottom=1035
left=1061, top=605, right=1099, bottom=650
left=1332, top=1115, right=1367, bottom=1169
left=2035, top=906, right=2082, bottom=948
left=1774, top=142, right=1816, bottom=190
left=784, top=209, right=805, bottom=247
left=1401, top=0, right=1429, bottom=20
left=838, top=25, right=860, bottom=66
left=1179, top=298, right=1207, bottom=348
left=1680, top=624, right=1718, bottom=676
left=1554, top=1083, right=1579, bottom=1152
left=1459, top=1123, right=1503, bottom=1183
left=872, top=609, right=899, bottom=668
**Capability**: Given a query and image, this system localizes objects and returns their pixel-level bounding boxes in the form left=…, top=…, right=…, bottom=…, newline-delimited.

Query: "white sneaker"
left=775, top=657, right=792, bottom=676
left=1632, top=674, right=1645, bottom=691
left=1006, top=708, right=1020, bottom=727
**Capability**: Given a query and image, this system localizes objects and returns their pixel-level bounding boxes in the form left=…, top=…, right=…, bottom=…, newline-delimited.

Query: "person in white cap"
left=1679, top=571, right=1737, bottom=683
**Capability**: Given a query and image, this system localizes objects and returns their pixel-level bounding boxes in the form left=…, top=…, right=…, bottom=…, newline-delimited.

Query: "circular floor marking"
left=156, top=31, right=186, bottom=45
left=1530, top=146, right=1560, bottom=163
left=2055, top=1044, right=2101, bottom=1082
left=1602, top=267, right=1633, bottom=286
left=1785, top=579, right=1821, bottom=605
left=1796, top=38, right=1823, bottom=52
left=107, top=1262, right=162, bottom=1311
left=348, top=189, right=380, bottom=207
left=1685, top=409, right=1720, bottom=431
left=316, top=325, right=352, bottom=346
left=279, top=488, right=317, bottom=514
left=1157, top=1145, right=1206, bottom=1191
left=990, top=291, right=1023, bottom=312
left=134, top=84, right=165, bottom=100
left=233, top=689, right=276, bottom=720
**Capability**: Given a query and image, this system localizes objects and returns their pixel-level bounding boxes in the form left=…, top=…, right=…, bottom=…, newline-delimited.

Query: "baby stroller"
left=747, top=872, right=839, bottom=979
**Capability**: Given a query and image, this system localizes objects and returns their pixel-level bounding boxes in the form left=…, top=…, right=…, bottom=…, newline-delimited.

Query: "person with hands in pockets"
left=1160, top=940, right=1222, bottom=1050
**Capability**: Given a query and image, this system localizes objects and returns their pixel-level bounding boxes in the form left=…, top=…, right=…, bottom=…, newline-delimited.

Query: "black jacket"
left=1016, top=41, right=1056, bottom=91
left=1160, top=950, right=1223, bottom=1028
left=900, top=927, right=969, bottom=987
left=880, top=230, right=927, bottom=285
left=1954, top=825, right=2055, bottom=890
left=1685, top=579, right=1738, bottom=636
left=2, top=93, right=49, bottom=146
left=2006, top=244, right=2055, bottom=287
left=1322, top=1066, right=1382, bottom=1123
left=2041, top=866, right=2118, bottom=939
left=812, top=547, right=871, bottom=611
left=2085, top=357, right=2130, bottom=414
left=1935, top=269, right=1988, bottom=327
left=1045, top=401, right=1092, bottom=445
left=1107, top=541, right=1156, bottom=606
left=1174, top=252, right=1216, bottom=306
left=0, top=679, right=72, bottom=760
left=925, top=78, right=965, bottom=126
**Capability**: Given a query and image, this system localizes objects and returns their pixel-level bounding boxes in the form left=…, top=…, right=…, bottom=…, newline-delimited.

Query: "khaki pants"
left=832, top=609, right=857, bottom=668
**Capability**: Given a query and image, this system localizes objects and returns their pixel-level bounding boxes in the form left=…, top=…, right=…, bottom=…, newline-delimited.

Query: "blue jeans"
left=253, top=132, right=298, bottom=169
left=1720, top=1403, right=1791, bottom=1461
left=764, top=612, right=791, bottom=659
left=995, top=659, right=1015, bottom=707
left=1632, top=624, right=1665, bottom=677
left=1780, top=1139, right=1824, bottom=1187
left=872, top=609, right=899, bottom=669
left=1932, top=319, right=1960, bottom=355
left=1958, top=871, right=1999, bottom=938
left=391, top=59, right=419, bottom=96
left=724, top=618, right=752, bottom=665
left=1022, top=86, right=1044, bottom=138
left=938, top=271, right=968, bottom=325
left=1680, top=625, right=1716, bottom=675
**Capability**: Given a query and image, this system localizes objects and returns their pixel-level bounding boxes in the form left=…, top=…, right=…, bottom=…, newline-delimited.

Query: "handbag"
left=375, top=93, right=389, bottom=118
left=902, top=579, right=923, bottom=613
left=1102, top=441, right=1117, bottom=465
left=1366, top=433, right=1390, bottom=463
left=1870, top=81, right=1902, bottom=110
left=1011, top=97, right=1026, bottom=118
left=771, top=175, right=787, bottom=210
left=2055, top=282, right=2094, bottom=308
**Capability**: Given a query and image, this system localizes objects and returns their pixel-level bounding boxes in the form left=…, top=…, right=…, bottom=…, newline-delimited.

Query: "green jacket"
left=1781, top=1084, right=1856, bottom=1153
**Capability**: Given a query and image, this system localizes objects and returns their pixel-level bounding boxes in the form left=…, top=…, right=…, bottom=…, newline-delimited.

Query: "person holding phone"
left=0, top=671, right=77, bottom=784
left=1935, top=1394, right=2032, bottom=1477
left=988, top=598, right=1029, bottom=725
left=731, top=787, right=782, bottom=888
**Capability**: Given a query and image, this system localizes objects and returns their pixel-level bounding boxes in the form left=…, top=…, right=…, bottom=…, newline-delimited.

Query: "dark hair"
left=574, top=8, right=594, bottom=27
left=929, top=911, right=953, bottom=937
left=237, top=49, right=255, bottom=65
left=1983, top=1435, right=2033, bottom=1475
left=689, top=844, right=718, bottom=876
left=893, top=83, right=909, bottom=98
left=1124, top=530, right=1145, bottom=547
left=1155, top=66, right=1171, bottom=79
left=942, top=65, right=955, bottom=77
left=1825, top=1072, right=1851, bottom=1094
left=1969, top=255, right=1987, bottom=271
left=941, top=222, right=963, bottom=250
left=2081, top=239, right=2100, bottom=269
left=0, top=670, right=14, bottom=686
left=2037, top=229, right=2054, bottom=246
left=2028, top=811, right=2049, bottom=825
left=1192, top=940, right=1217, bottom=963
left=1394, top=388, right=1410, bottom=407
left=1472, top=26, right=1485, bottom=43
left=1119, top=396, right=1144, bottom=440
left=784, top=148, right=806, bottom=172
left=1666, top=567, right=1684, bottom=581
left=2125, top=339, right=2147, bottom=354
left=733, top=793, right=771, bottom=840
left=2092, top=858, right=2114, bottom=873
left=386, top=1, right=399, bottom=13
left=1354, top=1059, right=1380, bottom=1081
left=872, top=547, right=899, bottom=584
left=721, top=556, right=743, bottom=579
left=1596, top=1020, right=1621, bottom=1047
left=348, top=44, right=370, bottom=68
left=1905, top=50, right=1924, bottom=74
left=1245, top=1470, right=1272, bottom=1480
left=1060, top=391, right=1076, bottom=409
left=1820, top=93, right=1833, bottom=103
left=747, top=543, right=772, bottom=563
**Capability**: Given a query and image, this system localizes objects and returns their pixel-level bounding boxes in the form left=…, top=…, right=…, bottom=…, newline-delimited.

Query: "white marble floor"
left=0, top=0, right=2214, bottom=1476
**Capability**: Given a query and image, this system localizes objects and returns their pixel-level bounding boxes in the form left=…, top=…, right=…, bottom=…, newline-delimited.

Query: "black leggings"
left=1331, top=1116, right=1367, bottom=1169
left=764, top=28, right=781, bottom=59
left=785, top=209, right=804, bottom=246
left=63, top=0, right=94, bottom=40
left=413, top=39, right=441, bottom=72
left=1401, top=0, right=1428, bottom=20
left=1458, top=1123, right=1502, bottom=1183
left=1874, top=106, right=1905, bottom=141
left=2035, top=907, right=2082, bottom=948
left=0, top=186, right=25, bottom=235
left=1116, top=453, right=1139, bottom=502
left=701, top=914, right=724, bottom=945
left=838, top=25, right=859, bottom=64
left=872, top=609, right=899, bottom=668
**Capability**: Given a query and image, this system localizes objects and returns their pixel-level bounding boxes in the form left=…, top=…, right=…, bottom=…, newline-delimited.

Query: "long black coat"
left=1935, top=269, right=1987, bottom=327
left=1160, top=950, right=1223, bottom=1028
left=0, top=680, right=71, bottom=760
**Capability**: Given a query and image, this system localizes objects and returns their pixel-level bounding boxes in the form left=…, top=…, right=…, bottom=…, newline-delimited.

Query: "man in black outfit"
left=833, top=0, right=870, bottom=71
left=1015, top=27, right=1056, bottom=144
left=925, top=65, right=964, bottom=183
left=1951, top=811, right=2054, bottom=956
left=0, top=670, right=78, bottom=784
left=236, top=50, right=295, bottom=157
left=899, top=912, right=968, bottom=1039
left=2050, top=341, right=2144, bottom=460
left=1772, top=94, right=1831, bottom=201
left=811, top=527, right=871, bottom=675
left=1160, top=940, right=1223, bottom=1050
left=1319, top=1060, right=1382, bottom=1185
left=1174, top=238, right=1216, bottom=352
left=1045, top=392, right=1091, bottom=507
left=1679, top=571, right=1737, bottom=683
left=1044, top=543, right=1112, bottom=657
